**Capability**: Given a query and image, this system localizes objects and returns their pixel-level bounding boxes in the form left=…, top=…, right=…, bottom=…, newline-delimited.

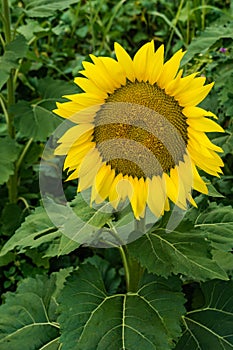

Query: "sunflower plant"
left=0, top=1, right=233, bottom=349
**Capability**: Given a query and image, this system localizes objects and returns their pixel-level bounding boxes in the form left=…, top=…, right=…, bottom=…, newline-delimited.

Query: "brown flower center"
left=93, top=81, right=188, bottom=178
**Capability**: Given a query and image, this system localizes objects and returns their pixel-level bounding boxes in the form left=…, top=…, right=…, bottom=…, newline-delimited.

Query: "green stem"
left=15, top=138, right=33, bottom=173
left=7, top=138, right=33, bottom=204
left=201, top=0, right=205, bottom=30
left=17, top=196, right=31, bottom=211
left=2, top=0, right=11, bottom=43
left=0, top=94, right=9, bottom=124
left=166, top=0, right=185, bottom=56
left=0, top=32, right=5, bottom=46
left=6, top=74, right=15, bottom=138
left=119, top=217, right=146, bottom=293
left=7, top=173, right=18, bottom=203
left=2, top=0, right=18, bottom=203
left=2, top=0, right=15, bottom=138
left=119, top=245, right=131, bottom=292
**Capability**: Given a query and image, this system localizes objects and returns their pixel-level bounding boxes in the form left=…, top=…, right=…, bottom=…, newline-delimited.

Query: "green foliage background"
left=0, top=0, right=233, bottom=349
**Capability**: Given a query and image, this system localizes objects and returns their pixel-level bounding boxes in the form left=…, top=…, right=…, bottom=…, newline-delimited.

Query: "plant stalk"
left=119, top=217, right=145, bottom=293
left=2, top=0, right=18, bottom=203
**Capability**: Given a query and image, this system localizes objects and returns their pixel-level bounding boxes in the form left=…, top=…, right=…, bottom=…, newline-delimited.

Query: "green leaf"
left=194, top=204, right=233, bottom=251
left=12, top=100, right=61, bottom=142
left=128, top=227, right=228, bottom=281
left=58, top=263, right=185, bottom=350
left=0, top=252, right=15, bottom=267
left=175, top=279, right=233, bottom=350
left=0, top=274, right=60, bottom=350
left=0, top=137, right=21, bottom=185
left=212, top=132, right=233, bottom=156
left=13, top=78, right=77, bottom=141
left=0, top=35, right=28, bottom=89
left=24, top=0, right=80, bottom=18
left=0, top=206, right=79, bottom=258
left=84, top=255, right=121, bottom=294
left=0, top=192, right=113, bottom=257
left=1, top=203, right=23, bottom=235
left=17, top=19, right=47, bottom=41
left=41, top=193, right=114, bottom=248
left=206, top=182, right=225, bottom=198
left=181, top=24, right=233, bottom=65
left=36, top=77, right=78, bottom=99
left=212, top=250, right=233, bottom=273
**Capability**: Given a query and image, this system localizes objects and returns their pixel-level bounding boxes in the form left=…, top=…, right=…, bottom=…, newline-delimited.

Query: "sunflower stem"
left=2, top=0, right=18, bottom=203
left=119, top=217, right=145, bottom=293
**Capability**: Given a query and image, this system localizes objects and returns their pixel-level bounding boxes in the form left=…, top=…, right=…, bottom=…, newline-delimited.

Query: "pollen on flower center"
left=93, top=81, right=189, bottom=178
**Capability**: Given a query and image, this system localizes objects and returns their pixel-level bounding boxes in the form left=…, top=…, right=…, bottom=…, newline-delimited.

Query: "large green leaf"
left=194, top=204, right=233, bottom=251
left=58, top=263, right=185, bottom=350
left=0, top=205, right=79, bottom=258
left=12, top=100, right=61, bottom=141
left=181, top=23, right=233, bottom=65
left=127, top=226, right=228, bottom=281
left=194, top=204, right=233, bottom=273
left=17, top=19, right=46, bottom=41
left=24, top=0, right=79, bottom=17
left=212, top=132, right=233, bottom=156
left=13, top=78, right=77, bottom=141
left=175, top=279, right=233, bottom=349
left=0, top=193, right=113, bottom=257
left=0, top=137, right=21, bottom=185
left=0, top=274, right=61, bottom=350
left=0, top=35, right=28, bottom=89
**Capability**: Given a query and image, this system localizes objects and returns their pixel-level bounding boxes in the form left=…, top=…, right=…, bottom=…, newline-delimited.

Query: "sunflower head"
left=54, top=41, right=224, bottom=220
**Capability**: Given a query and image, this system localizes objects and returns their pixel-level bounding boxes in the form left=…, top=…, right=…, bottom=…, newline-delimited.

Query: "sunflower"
left=54, top=41, right=224, bottom=220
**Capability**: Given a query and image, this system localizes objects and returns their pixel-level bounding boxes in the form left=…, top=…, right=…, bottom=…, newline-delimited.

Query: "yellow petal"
left=183, top=106, right=218, bottom=119
left=133, top=41, right=154, bottom=82
left=96, top=166, right=116, bottom=203
left=188, top=136, right=216, bottom=158
left=169, top=167, right=187, bottom=209
left=109, top=173, right=124, bottom=208
left=189, top=129, right=223, bottom=153
left=183, top=76, right=206, bottom=92
left=63, top=92, right=102, bottom=105
left=165, top=69, right=184, bottom=95
left=81, top=60, right=116, bottom=94
left=157, top=49, right=186, bottom=89
left=187, top=117, right=224, bottom=133
left=114, top=42, right=135, bottom=82
left=116, top=175, right=133, bottom=201
left=167, top=72, right=197, bottom=96
left=55, top=129, right=93, bottom=155
left=177, top=83, right=214, bottom=106
left=191, top=163, right=208, bottom=194
left=147, top=175, right=166, bottom=218
left=148, top=45, right=164, bottom=84
left=78, top=148, right=102, bottom=178
left=188, top=194, right=198, bottom=208
left=64, top=142, right=94, bottom=170
left=74, top=77, right=107, bottom=98
left=188, top=146, right=223, bottom=176
left=57, top=124, right=93, bottom=146
left=54, top=101, right=79, bottom=118
left=130, top=177, right=147, bottom=219
left=188, top=144, right=224, bottom=167
left=163, top=171, right=186, bottom=210
left=164, top=197, right=170, bottom=211
left=93, top=164, right=111, bottom=196
left=176, top=154, right=193, bottom=192
left=99, top=57, right=126, bottom=87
